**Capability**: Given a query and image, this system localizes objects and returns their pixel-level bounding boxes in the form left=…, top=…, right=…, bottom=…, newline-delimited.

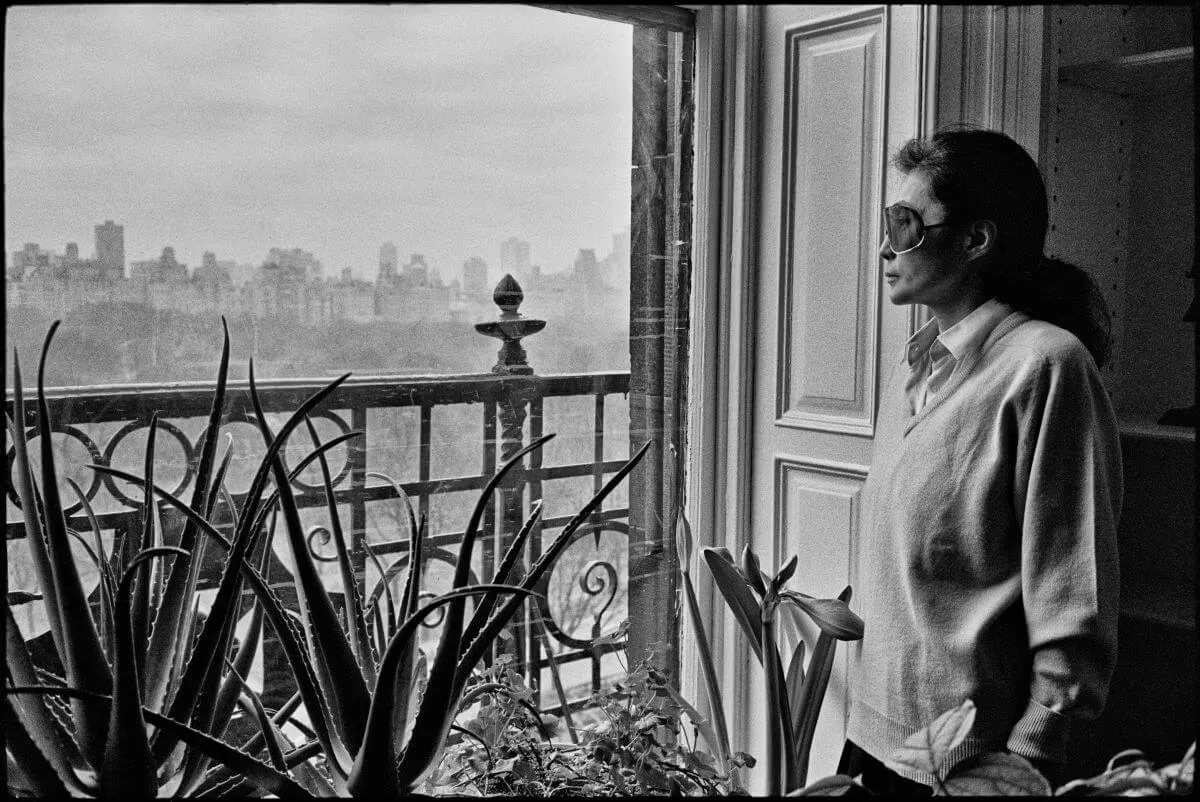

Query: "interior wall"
left=1120, top=86, right=1195, bottom=418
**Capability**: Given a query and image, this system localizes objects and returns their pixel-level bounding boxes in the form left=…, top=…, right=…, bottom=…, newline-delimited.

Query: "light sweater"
left=904, top=299, right=1013, bottom=414
left=846, top=302, right=1123, bottom=786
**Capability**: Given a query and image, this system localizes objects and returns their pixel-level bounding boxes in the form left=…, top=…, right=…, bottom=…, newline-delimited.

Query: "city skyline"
left=4, top=5, right=633, bottom=282
left=9, top=217, right=632, bottom=287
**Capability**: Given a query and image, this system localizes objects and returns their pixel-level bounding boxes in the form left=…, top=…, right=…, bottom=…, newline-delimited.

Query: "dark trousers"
left=837, top=740, right=933, bottom=796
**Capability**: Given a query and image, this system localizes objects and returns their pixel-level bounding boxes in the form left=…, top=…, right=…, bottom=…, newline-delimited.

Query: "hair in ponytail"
left=892, top=125, right=1112, bottom=367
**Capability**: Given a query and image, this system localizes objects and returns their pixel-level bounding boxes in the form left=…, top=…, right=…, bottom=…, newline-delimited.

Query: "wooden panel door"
left=741, top=4, right=930, bottom=784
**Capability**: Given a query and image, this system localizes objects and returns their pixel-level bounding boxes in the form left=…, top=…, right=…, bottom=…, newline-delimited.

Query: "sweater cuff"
left=1006, top=698, right=1071, bottom=764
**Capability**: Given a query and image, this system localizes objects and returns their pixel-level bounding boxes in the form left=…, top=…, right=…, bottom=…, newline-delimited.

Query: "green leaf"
left=762, top=610, right=797, bottom=795
left=5, top=607, right=90, bottom=786
left=772, top=555, right=798, bottom=596
left=248, top=364, right=371, bottom=754
left=33, top=321, right=113, bottom=767
left=314, top=423, right=375, bottom=689
left=455, top=441, right=651, bottom=679
left=9, top=685, right=316, bottom=799
left=702, top=547, right=763, bottom=664
left=886, top=699, right=976, bottom=778
left=102, top=546, right=188, bottom=797
left=7, top=352, right=68, bottom=663
left=785, top=638, right=806, bottom=734
left=129, top=414, right=159, bottom=688
left=678, top=566, right=732, bottom=773
left=787, top=773, right=861, bottom=796
left=780, top=591, right=864, bottom=640
left=3, top=695, right=92, bottom=797
left=741, top=545, right=768, bottom=597
left=941, top=751, right=1053, bottom=796
left=348, top=585, right=539, bottom=798
left=792, top=585, right=854, bottom=787
left=146, top=320, right=230, bottom=688
left=459, top=499, right=543, bottom=659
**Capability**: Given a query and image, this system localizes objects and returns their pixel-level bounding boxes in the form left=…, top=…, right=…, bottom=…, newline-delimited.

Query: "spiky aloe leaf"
left=393, top=435, right=556, bottom=791
left=157, top=440, right=232, bottom=717
left=7, top=351, right=68, bottom=663
left=101, top=546, right=188, bottom=797
left=149, top=369, right=350, bottom=761
left=3, top=695, right=93, bottom=797
left=246, top=705, right=337, bottom=799
left=33, top=321, right=113, bottom=767
left=311, top=421, right=375, bottom=688
left=248, top=364, right=370, bottom=753
left=129, top=414, right=159, bottom=688
left=361, top=540, right=399, bottom=637
left=64, top=480, right=117, bottom=662
left=85, top=459, right=350, bottom=780
left=703, top=546, right=764, bottom=664
left=345, top=585, right=540, bottom=798
left=454, top=440, right=651, bottom=684
left=459, top=499, right=543, bottom=657
left=8, top=685, right=316, bottom=799
left=792, top=585, right=854, bottom=788
left=149, top=318, right=230, bottom=680
left=199, top=546, right=267, bottom=770
left=5, top=606, right=90, bottom=790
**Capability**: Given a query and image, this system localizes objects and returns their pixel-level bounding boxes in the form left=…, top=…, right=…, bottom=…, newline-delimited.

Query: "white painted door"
left=742, top=3, right=931, bottom=785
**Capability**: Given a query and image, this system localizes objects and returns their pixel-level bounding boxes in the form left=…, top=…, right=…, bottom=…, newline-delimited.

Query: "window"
left=5, top=4, right=693, bottom=716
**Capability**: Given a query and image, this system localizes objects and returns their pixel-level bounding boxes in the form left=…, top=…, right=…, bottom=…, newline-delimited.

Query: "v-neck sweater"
left=846, top=309, right=1123, bottom=786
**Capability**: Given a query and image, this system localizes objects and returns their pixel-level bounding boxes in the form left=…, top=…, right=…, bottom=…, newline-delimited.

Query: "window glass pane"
left=5, top=4, right=632, bottom=385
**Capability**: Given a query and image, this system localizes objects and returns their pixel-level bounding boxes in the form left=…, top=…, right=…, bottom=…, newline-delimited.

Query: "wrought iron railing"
left=5, top=276, right=632, bottom=713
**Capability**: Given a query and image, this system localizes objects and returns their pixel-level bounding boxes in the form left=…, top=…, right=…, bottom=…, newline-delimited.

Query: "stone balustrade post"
left=475, top=274, right=545, bottom=667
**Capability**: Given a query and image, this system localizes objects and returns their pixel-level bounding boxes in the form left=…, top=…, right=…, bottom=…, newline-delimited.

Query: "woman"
left=839, top=126, right=1122, bottom=794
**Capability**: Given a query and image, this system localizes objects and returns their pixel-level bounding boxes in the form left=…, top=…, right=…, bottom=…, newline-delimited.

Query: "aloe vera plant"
left=7, top=319, right=650, bottom=797
left=93, top=374, right=649, bottom=796
left=5, top=320, right=318, bottom=797
left=675, top=512, right=864, bottom=796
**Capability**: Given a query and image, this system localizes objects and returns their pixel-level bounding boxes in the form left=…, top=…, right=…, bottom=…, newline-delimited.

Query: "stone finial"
left=475, top=274, right=545, bottom=375
left=493, top=273, right=524, bottom=318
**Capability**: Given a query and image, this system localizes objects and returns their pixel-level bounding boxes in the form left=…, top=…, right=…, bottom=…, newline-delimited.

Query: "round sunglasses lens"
left=885, top=206, right=922, bottom=252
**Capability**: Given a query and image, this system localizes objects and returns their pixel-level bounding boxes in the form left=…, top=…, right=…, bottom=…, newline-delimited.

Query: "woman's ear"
left=963, top=218, right=998, bottom=263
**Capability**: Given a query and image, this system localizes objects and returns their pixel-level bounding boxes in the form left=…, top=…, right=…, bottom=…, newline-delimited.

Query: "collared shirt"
left=903, top=298, right=1015, bottom=415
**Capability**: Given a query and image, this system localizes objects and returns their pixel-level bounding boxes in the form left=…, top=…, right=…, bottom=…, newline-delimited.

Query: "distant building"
left=501, top=237, right=532, bottom=285
left=379, top=242, right=398, bottom=280
left=574, top=248, right=601, bottom=290
left=462, top=256, right=488, bottom=299
left=11, top=243, right=53, bottom=280
left=94, top=220, right=125, bottom=280
left=401, top=253, right=430, bottom=287
left=131, top=246, right=187, bottom=283
left=193, top=250, right=233, bottom=292
left=266, top=247, right=323, bottom=282
left=601, top=227, right=630, bottom=288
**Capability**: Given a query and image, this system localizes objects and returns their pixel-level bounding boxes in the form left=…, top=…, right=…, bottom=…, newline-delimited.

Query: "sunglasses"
left=883, top=203, right=952, bottom=254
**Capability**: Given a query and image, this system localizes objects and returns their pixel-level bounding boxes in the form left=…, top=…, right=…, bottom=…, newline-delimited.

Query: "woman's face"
left=880, top=170, right=975, bottom=311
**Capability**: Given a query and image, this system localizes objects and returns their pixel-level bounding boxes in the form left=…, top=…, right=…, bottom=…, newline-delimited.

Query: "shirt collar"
left=904, top=297, right=1015, bottom=366
left=936, top=297, right=1014, bottom=362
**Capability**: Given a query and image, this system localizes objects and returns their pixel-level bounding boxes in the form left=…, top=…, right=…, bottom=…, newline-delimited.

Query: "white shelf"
left=1119, top=412, right=1196, bottom=442
left=1059, top=46, right=1194, bottom=96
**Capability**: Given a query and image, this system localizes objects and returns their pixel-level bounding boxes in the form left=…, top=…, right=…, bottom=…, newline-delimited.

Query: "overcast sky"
left=4, top=4, right=633, bottom=283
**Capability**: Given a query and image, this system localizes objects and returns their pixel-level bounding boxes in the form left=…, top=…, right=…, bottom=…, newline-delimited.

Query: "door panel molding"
left=775, top=6, right=887, bottom=437
left=773, top=455, right=868, bottom=596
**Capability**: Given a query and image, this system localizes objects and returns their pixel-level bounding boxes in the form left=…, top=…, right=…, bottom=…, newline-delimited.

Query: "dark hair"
left=892, top=125, right=1111, bottom=367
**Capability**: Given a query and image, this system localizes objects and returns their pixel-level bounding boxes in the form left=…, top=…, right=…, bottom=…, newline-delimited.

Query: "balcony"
left=6, top=278, right=635, bottom=714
